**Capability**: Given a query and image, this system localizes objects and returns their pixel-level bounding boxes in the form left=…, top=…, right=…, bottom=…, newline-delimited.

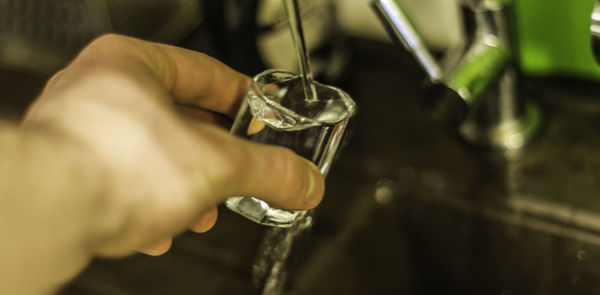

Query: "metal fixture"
left=372, top=0, right=541, bottom=149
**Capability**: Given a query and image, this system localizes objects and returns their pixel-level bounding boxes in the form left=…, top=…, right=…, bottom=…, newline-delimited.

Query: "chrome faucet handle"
left=372, top=0, right=542, bottom=149
left=372, top=0, right=510, bottom=126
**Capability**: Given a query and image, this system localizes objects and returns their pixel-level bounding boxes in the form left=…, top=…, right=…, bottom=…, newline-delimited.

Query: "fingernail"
left=247, top=117, right=266, bottom=135
left=303, top=159, right=323, bottom=208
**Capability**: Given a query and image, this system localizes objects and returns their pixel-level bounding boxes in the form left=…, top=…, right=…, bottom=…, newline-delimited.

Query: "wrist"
left=0, top=123, right=107, bottom=293
left=24, top=123, right=114, bottom=248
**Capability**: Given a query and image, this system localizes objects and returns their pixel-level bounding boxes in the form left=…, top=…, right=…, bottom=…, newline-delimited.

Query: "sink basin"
left=55, top=39, right=600, bottom=295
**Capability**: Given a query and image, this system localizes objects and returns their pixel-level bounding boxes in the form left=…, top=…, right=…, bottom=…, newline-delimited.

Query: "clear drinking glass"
left=224, top=69, right=357, bottom=227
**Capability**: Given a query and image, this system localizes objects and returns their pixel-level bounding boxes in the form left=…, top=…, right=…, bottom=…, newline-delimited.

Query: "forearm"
left=0, top=123, right=104, bottom=294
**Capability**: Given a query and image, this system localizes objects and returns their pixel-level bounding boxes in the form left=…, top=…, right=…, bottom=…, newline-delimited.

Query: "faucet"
left=372, top=0, right=541, bottom=149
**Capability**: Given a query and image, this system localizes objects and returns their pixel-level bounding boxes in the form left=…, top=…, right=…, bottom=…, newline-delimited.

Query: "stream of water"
left=253, top=1, right=319, bottom=293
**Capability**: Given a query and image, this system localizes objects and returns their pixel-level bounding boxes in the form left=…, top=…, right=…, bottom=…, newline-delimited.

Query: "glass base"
left=225, top=196, right=305, bottom=227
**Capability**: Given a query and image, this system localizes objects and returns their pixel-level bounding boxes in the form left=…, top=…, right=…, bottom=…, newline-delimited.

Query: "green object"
left=447, top=39, right=510, bottom=106
left=515, top=0, right=600, bottom=79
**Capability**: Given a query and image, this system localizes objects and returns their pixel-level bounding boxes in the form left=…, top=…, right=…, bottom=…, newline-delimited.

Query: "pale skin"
left=0, top=34, right=325, bottom=295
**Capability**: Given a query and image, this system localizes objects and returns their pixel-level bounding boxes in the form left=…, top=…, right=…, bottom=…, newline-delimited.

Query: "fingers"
left=189, top=207, right=218, bottom=233
left=137, top=207, right=218, bottom=256
left=74, top=34, right=250, bottom=119
left=177, top=104, right=232, bottom=130
left=138, top=238, right=172, bottom=256
left=178, top=121, right=326, bottom=211
left=151, top=42, right=251, bottom=119
left=218, top=137, right=326, bottom=210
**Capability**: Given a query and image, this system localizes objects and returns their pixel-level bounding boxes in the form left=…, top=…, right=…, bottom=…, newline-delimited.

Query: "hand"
left=23, top=34, right=325, bottom=258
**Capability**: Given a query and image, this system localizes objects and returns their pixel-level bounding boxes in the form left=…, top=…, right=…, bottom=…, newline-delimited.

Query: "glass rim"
left=249, top=69, right=357, bottom=125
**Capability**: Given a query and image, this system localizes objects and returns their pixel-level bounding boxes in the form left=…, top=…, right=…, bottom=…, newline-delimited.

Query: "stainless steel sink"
left=52, top=38, right=600, bottom=295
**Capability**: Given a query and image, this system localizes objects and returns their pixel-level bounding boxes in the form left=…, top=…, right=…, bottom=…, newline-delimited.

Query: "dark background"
left=3, top=1, right=600, bottom=294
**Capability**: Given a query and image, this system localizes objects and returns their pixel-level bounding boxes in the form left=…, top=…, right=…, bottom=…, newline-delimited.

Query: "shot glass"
left=224, top=69, right=357, bottom=227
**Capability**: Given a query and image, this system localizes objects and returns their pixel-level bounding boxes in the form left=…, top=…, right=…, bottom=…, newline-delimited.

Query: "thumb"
left=219, top=137, right=325, bottom=210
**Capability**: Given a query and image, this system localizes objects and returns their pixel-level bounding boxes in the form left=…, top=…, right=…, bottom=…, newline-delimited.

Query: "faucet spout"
left=371, top=0, right=443, bottom=81
left=371, top=0, right=542, bottom=149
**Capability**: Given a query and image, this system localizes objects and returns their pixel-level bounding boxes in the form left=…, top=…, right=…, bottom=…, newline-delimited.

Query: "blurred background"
left=5, top=0, right=600, bottom=294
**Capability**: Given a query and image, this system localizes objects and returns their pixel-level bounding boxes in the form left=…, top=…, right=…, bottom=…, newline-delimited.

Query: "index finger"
left=79, top=34, right=251, bottom=119
left=152, top=42, right=251, bottom=118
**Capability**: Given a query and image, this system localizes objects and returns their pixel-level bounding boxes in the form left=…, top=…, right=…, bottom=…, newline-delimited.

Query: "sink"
left=52, top=38, right=600, bottom=295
